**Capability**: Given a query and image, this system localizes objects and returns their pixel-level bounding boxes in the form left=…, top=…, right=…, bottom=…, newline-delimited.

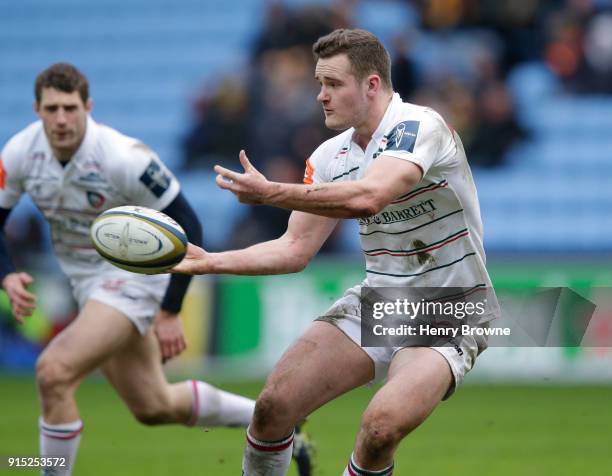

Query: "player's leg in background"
left=100, top=324, right=255, bottom=429
left=36, top=300, right=141, bottom=475
left=242, top=321, right=375, bottom=476
left=102, top=324, right=315, bottom=476
left=342, top=347, right=452, bottom=476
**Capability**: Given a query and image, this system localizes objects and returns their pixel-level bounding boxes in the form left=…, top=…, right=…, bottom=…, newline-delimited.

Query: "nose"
left=56, top=108, right=67, bottom=125
left=317, top=86, right=328, bottom=103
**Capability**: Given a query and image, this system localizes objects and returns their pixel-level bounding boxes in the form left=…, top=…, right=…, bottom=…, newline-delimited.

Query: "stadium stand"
left=1, top=0, right=612, bottom=253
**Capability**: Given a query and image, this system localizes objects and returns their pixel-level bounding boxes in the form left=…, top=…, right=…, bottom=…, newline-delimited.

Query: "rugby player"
left=173, top=29, right=498, bottom=476
left=0, top=63, right=311, bottom=476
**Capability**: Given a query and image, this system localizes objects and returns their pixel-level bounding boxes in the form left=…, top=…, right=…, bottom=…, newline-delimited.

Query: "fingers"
left=215, top=172, right=237, bottom=191
left=12, top=300, right=36, bottom=323
left=19, top=272, right=34, bottom=285
left=173, top=335, right=187, bottom=357
left=13, top=285, right=36, bottom=303
left=159, top=336, right=187, bottom=363
left=239, top=149, right=252, bottom=171
left=187, top=243, right=206, bottom=256
left=170, top=260, right=198, bottom=275
left=12, top=298, right=36, bottom=314
left=155, top=316, right=187, bottom=363
left=6, top=278, right=37, bottom=322
left=214, top=165, right=240, bottom=183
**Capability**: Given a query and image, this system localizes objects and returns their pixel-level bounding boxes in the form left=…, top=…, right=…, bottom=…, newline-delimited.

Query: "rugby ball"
left=90, top=206, right=187, bottom=274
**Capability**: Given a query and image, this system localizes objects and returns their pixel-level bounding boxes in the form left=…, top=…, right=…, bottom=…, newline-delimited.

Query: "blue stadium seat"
left=178, top=171, right=248, bottom=250
left=1, top=0, right=610, bottom=253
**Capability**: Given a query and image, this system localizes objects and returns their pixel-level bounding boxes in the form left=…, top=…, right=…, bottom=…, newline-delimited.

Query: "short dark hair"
left=34, top=63, right=89, bottom=104
left=313, top=28, right=392, bottom=90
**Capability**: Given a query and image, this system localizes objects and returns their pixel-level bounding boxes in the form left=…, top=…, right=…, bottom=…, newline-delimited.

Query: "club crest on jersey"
left=386, top=121, right=420, bottom=153
left=140, top=159, right=171, bottom=198
left=87, top=191, right=106, bottom=208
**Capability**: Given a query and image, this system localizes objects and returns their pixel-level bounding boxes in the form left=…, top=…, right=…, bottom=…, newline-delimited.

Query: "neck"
left=54, top=150, right=74, bottom=163
left=51, top=129, right=86, bottom=164
left=353, top=91, right=393, bottom=150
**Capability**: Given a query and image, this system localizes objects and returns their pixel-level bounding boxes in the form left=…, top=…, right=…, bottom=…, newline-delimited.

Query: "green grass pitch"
left=1, top=376, right=611, bottom=475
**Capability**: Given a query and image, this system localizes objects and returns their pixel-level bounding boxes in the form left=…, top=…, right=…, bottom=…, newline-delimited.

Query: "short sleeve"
left=116, top=142, right=180, bottom=210
left=303, top=142, right=333, bottom=185
left=0, top=138, right=25, bottom=209
left=381, top=111, right=448, bottom=176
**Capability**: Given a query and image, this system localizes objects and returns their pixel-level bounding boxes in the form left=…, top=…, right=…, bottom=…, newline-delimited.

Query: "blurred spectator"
left=575, top=12, right=612, bottom=93
left=182, top=78, right=249, bottom=169
left=544, top=6, right=585, bottom=82
left=542, top=1, right=612, bottom=94
left=391, top=34, right=419, bottom=100
left=469, top=81, right=528, bottom=167
left=215, top=2, right=348, bottom=248
left=252, top=1, right=352, bottom=58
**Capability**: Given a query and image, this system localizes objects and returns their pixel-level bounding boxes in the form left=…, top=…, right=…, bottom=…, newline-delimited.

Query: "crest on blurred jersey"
left=87, top=191, right=106, bottom=208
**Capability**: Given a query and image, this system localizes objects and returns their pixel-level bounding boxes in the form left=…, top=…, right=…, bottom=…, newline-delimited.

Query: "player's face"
left=315, top=54, right=368, bottom=131
left=35, top=87, right=92, bottom=160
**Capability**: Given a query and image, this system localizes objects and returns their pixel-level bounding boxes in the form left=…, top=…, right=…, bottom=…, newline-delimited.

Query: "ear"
left=33, top=100, right=40, bottom=115
left=85, top=98, right=93, bottom=113
left=366, top=74, right=382, bottom=97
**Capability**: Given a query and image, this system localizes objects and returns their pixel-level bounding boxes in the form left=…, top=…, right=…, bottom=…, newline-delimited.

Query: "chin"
left=325, top=117, right=349, bottom=131
left=54, top=143, right=77, bottom=155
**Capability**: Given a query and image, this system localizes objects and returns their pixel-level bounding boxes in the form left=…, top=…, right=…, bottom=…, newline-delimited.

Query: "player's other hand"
left=1, top=272, right=37, bottom=323
left=214, top=150, right=271, bottom=205
left=154, top=310, right=187, bottom=363
left=171, top=243, right=209, bottom=275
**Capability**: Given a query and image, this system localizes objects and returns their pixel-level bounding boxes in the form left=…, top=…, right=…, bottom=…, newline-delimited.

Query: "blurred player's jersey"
left=0, top=117, right=180, bottom=279
left=305, top=94, right=496, bottom=313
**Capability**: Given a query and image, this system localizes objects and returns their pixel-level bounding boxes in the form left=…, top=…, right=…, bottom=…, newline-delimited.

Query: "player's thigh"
left=262, top=320, right=375, bottom=418
left=100, top=329, right=170, bottom=411
left=361, top=347, right=453, bottom=435
left=39, top=299, right=138, bottom=380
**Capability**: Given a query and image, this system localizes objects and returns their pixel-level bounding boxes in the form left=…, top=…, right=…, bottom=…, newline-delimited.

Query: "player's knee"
left=358, top=412, right=405, bottom=457
left=252, top=389, right=293, bottom=432
left=36, top=354, right=75, bottom=399
left=132, top=405, right=172, bottom=426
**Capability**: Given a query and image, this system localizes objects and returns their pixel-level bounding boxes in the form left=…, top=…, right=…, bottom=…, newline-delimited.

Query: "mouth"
left=54, top=131, right=71, bottom=141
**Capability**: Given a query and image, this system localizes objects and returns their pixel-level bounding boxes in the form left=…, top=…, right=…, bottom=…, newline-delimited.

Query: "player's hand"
left=1, top=272, right=37, bottom=323
left=214, top=150, right=271, bottom=205
left=154, top=310, right=187, bottom=363
left=171, top=243, right=209, bottom=275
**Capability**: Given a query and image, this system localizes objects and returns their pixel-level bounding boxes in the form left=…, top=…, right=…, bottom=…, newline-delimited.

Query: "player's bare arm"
left=172, top=211, right=338, bottom=276
left=215, top=149, right=423, bottom=219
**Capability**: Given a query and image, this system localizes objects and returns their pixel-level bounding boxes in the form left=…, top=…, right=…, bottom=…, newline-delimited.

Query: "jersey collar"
left=371, top=92, right=402, bottom=143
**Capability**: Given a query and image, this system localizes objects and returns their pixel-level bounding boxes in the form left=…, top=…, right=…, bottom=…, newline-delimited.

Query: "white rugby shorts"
left=316, top=285, right=488, bottom=399
left=72, top=271, right=170, bottom=335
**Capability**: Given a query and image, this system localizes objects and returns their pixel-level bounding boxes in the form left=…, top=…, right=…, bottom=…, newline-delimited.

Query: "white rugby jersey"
left=305, top=93, right=494, bottom=294
left=0, top=117, right=180, bottom=279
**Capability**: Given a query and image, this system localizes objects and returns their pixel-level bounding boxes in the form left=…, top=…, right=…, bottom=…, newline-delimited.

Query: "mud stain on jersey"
left=412, top=239, right=435, bottom=266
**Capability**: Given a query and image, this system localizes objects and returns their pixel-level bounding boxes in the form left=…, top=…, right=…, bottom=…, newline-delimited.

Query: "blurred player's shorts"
left=72, top=271, right=170, bottom=334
